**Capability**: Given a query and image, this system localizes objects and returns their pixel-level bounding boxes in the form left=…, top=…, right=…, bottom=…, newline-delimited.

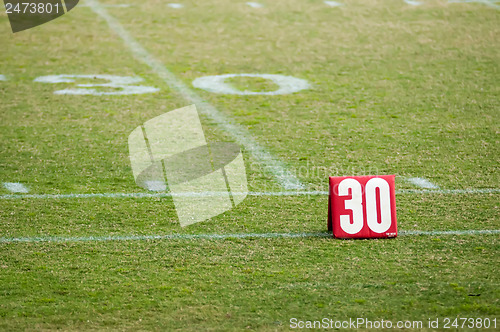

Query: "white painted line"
left=246, top=2, right=263, bottom=8
left=396, top=188, right=500, bottom=194
left=406, top=177, right=439, bottom=189
left=86, top=0, right=304, bottom=190
left=0, top=75, right=6, bottom=81
left=167, top=3, right=184, bottom=9
left=0, top=191, right=326, bottom=200
left=282, top=279, right=500, bottom=290
left=324, top=1, right=343, bottom=7
left=400, top=229, right=500, bottom=236
left=404, top=0, right=422, bottom=6
left=2, top=183, right=29, bottom=194
left=1, top=229, right=498, bottom=244
left=1, top=188, right=499, bottom=200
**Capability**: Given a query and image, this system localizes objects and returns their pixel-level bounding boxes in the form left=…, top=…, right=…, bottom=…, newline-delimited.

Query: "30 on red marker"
left=328, top=175, right=398, bottom=239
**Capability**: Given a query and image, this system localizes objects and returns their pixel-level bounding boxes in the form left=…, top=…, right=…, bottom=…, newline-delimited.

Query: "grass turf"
left=0, top=0, right=498, bottom=329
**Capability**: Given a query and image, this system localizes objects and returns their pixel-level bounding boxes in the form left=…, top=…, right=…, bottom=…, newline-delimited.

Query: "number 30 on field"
left=328, top=175, right=398, bottom=239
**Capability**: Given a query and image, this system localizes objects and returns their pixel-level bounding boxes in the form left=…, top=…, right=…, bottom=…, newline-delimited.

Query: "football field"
left=0, top=0, right=499, bottom=330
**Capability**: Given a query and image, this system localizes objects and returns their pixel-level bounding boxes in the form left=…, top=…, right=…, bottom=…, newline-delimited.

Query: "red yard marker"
left=328, top=175, right=398, bottom=239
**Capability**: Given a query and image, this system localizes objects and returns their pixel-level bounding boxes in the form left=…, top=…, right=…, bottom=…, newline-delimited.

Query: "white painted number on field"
left=0, top=75, right=6, bottom=81
left=192, top=74, right=310, bottom=95
left=338, top=178, right=393, bottom=234
left=34, top=75, right=159, bottom=95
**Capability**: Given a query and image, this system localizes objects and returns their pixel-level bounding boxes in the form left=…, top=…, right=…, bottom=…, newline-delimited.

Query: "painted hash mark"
left=324, top=1, right=343, bottom=7
left=406, top=177, right=439, bottom=189
left=3, top=182, right=29, bottom=193
left=167, top=3, right=184, bottom=9
left=246, top=2, right=263, bottom=8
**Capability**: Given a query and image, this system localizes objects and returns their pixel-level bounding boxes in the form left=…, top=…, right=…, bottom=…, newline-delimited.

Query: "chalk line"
left=401, top=229, right=500, bottom=236
left=1, top=188, right=499, bottom=200
left=0, top=229, right=498, bottom=244
left=86, top=0, right=304, bottom=190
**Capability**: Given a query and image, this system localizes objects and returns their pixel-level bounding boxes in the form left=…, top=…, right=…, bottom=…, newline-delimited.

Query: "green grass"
left=0, top=236, right=498, bottom=330
left=0, top=0, right=499, bottom=330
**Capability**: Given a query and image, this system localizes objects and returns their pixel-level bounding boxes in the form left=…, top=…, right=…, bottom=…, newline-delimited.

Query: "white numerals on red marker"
left=338, top=177, right=393, bottom=234
left=34, top=75, right=159, bottom=95
left=365, top=178, right=392, bottom=233
left=338, top=178, right=364, bottom=234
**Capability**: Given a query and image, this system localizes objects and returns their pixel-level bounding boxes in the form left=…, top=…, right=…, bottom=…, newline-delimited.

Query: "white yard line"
left=0, top=229, right=498, bottom=244
left=401, top=229, right=500, bottom=236
left=1, top=188, right=499, bottom=200
left=86, top=0, right=304, bottom=190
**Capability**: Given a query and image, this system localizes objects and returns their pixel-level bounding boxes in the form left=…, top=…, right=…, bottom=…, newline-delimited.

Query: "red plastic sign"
left=328, top=175, right=398, bottom=239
